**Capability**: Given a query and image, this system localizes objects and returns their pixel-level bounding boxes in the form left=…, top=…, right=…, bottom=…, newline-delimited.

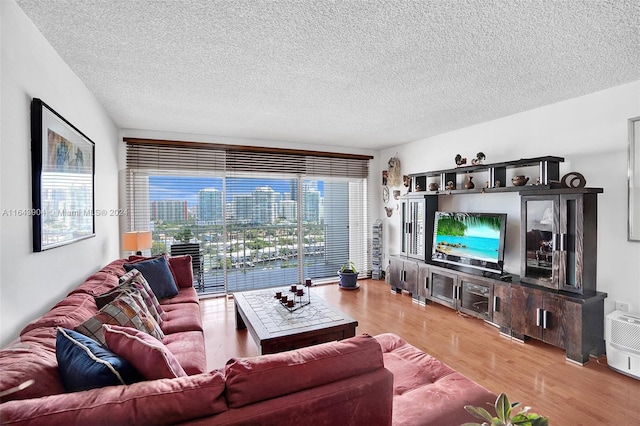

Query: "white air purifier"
left=606, top=311, right=640, bottom=380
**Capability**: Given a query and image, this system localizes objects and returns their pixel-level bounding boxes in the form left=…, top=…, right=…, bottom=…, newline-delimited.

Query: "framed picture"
left=629, top=116, right=640, bottom=241
left=31, top=98, right=95, bottom=251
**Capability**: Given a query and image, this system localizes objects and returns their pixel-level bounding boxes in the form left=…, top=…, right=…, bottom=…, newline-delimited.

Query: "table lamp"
left=123, top=231, right=152, bottom=255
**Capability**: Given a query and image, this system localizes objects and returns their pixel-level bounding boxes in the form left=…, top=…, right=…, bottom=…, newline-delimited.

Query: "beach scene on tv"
left=432, top=212, right=504, bottom=264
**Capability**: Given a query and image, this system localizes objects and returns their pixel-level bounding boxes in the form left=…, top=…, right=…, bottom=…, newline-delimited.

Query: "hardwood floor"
left=201, top=279, right=639, bottom=425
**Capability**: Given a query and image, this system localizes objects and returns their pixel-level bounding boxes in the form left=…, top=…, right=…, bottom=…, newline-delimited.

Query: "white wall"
left=379, top=81, right=640, bottom=315
left=0, top=1, right=121, bottom=347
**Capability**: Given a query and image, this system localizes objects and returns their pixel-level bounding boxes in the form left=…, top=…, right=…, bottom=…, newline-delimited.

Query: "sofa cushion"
left=124, top=256, right=178, bottom=300
left=20, top=294, right=97, bottom=336
left=159, top=302, right=203, bottom=334
left=56, top=328, right=142, bottom=393
left=95, top=269, right=165, bottom=324
left=103, top=324, right=187, bottom=380
left=75, top=292, right=164, bottom=346
left=374, top=333, right=496, bottom=426
left=224, top=333, right=384, bottom=408
left=67, top=271, right=121, bottom=298
left=0, top=372, right=227, bottom=425
left=162, top=331, right=207, bottom=375
left=0, top=340, right=64, bottom=401
left=166, top=255, right=194, bottom=288
left=159, top=286, right=199, bottom=306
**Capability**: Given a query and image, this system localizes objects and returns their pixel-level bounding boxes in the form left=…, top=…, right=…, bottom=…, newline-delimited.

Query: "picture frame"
left=31, top=98, right=95, bottom=251
left=629, top=116, right=640, bottom=241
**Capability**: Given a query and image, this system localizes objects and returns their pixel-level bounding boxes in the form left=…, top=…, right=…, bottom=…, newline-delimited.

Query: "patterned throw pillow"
left=124, top=255, right=179, bottom=300
left=103, top=324, right=187, bottom=380
left=75, top=292, right=164, bottom=346
left=56, top=328, right=142, bottom=392
left=95, top=269, right=164, bottom=324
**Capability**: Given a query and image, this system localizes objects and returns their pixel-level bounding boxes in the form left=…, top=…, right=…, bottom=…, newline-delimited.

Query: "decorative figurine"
left=471, top=152, right=486, bottom=165
left=445, top=181, right=456, bottom=190
left=387, top=155, right=401, bottom=187
left=511, top=175, right=529, bottom=186
left=455, top=154, right=467, bottom=167
left=429, top=182, right=439, bottom=191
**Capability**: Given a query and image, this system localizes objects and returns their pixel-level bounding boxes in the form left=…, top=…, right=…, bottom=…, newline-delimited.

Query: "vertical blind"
left=125, top=139, right=371, bottom=294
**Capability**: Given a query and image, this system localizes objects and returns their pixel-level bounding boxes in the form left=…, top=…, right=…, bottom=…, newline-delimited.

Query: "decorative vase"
left=464, top=176, right=475, bottom=189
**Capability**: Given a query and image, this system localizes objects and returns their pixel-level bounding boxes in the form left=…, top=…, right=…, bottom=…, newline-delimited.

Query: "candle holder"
left=276, top=281, right=312, bottom=312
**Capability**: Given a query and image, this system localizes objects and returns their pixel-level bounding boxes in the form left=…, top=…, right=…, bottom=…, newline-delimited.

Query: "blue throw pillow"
left=56, top=328, right=142, bottom=393
left=124, top=256, right=179, bottom=300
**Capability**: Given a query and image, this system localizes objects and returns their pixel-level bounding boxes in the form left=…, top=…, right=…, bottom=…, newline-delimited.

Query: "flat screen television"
left=431, top=211, right=507, bottom=275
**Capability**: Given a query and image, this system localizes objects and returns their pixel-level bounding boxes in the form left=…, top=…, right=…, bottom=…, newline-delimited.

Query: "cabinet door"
left=404, top=261, right=419, bottom=295
left=429, top=269, right=457, bottom=308
left=417, top=263, right=430, bottom=299
left=558, top=194, right=589, bottom=293
left=521, top=195, right=560, bottom=290
left=510, top=286, right=543, bottom=340
left=389, top=258, right=404, bottom=290
left=540, top=294, right=565, bottom=348
left=492, top=282, right=511, bottom=330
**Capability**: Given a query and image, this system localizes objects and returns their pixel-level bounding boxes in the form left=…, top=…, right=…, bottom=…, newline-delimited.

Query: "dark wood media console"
left=389, top=156, right=606, bottom=364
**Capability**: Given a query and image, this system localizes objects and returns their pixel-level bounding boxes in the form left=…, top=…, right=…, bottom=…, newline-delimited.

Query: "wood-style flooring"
left=201, top=279, right=639, bottom=425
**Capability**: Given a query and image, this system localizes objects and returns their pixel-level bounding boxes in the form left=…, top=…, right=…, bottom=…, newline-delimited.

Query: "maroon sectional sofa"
left=0, top=257, right=495, bottom=425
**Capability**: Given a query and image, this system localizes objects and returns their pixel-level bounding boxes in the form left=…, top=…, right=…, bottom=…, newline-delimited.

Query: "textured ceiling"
left=15, top=0, right=640, bottom=150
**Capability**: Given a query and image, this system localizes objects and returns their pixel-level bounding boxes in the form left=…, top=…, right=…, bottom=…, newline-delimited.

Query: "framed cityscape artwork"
left=31, top=98, right=95, bottom=251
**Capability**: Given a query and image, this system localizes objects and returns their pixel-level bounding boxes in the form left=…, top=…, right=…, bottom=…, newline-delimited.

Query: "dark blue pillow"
left=124, top=256, right=178, bottom=300
left=56, top=328, right=142, bottom=393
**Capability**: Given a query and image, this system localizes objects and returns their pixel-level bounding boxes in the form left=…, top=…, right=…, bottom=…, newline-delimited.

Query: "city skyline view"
left=149, top=176, right=325, bottom=208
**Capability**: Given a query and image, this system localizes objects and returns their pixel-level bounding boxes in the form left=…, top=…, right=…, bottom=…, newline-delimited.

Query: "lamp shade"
left=123, top=231, right=153, bottom=253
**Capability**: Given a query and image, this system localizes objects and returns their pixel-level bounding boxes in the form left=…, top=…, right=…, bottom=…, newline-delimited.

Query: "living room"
left=1, top=0, right=639, bottom=424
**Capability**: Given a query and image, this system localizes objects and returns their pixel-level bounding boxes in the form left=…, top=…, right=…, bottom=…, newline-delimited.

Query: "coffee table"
left=234, top=287, right=358, bottom=355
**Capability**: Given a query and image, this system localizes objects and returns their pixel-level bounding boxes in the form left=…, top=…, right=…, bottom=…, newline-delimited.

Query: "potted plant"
left=463, top=392, right=548, bottom=426
left=338, top=261, right=358, bottom=289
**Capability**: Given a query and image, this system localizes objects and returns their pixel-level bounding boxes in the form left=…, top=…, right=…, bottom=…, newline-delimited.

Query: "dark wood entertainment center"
left=389, top=156, right=607, bottom=364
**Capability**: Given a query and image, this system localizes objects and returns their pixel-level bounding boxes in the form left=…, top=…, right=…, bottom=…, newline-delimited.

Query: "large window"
left=125, top=139, right=370, bottom=295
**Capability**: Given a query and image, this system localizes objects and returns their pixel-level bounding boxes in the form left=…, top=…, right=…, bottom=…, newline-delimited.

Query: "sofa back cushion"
left=224, top=333, right=384, bottom=408
left=123, top=256, right=179, bottom=300
left=0, top=340, right=64, bottom=402
left=0, top=372, right=227, bottom=425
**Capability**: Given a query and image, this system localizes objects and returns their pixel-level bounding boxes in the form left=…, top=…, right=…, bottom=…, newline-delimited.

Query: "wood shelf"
left=408, top=155, right=564, bottom=192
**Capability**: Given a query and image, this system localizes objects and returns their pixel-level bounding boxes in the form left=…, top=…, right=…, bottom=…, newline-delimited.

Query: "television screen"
left=431, top=211, right=507, bottom=274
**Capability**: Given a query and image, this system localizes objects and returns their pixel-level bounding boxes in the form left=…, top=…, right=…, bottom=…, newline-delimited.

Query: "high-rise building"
left=280, top=200, right=297, bottom=221
left=303, top=184, right=321, bottom=223
left=198, top=188, right=223, bottom=224
left=232, top=194, right=253, bottom=223
left=252, top=186, right=276, bottom=224
left=151, top=200, right=188, bottom=222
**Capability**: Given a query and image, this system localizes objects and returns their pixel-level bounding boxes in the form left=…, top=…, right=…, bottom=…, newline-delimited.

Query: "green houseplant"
left=463, top=392, right=548, bottom=426
left=338, top=261, right=358, bottom=288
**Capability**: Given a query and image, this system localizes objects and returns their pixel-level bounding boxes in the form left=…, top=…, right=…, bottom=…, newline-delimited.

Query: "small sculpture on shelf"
left=429, top=182, right=439, bottom=191
left=464, top=176, right=475, bottom=189
left=511, top=175, right=529, bottom=186
left=445, top=181, right=456, bottom=190
left=471, top=152, right=486, bottom=165
left=455, top=154, right=467, bottom=167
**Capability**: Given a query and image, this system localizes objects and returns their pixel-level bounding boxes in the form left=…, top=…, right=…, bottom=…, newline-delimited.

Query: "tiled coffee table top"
left=241, top=288, right=348, bottom=334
